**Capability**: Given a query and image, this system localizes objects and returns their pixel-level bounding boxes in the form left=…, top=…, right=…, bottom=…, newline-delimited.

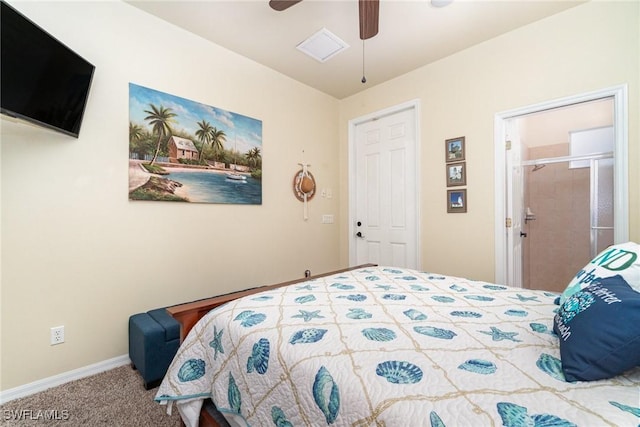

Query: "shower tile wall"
left=524, top=143, right=591, bottom=292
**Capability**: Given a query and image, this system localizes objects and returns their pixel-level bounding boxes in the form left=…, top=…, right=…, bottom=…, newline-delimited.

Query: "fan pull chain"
left=361, top=40, right=367, bottom=84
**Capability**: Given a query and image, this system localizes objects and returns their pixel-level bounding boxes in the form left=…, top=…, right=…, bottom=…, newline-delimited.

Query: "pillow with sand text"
left=553, top=275, right=640, bottom=382
left=559, top=241, right=639, bottom=305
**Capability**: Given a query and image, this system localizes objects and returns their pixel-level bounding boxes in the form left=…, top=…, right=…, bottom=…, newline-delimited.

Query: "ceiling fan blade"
left=359, top=0, right=379, bottom=40
left=269, top=0, right=303, bottom=12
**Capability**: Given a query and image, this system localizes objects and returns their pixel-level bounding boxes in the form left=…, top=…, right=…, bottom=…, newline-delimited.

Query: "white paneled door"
left=352, top=103, right=419, bottom=269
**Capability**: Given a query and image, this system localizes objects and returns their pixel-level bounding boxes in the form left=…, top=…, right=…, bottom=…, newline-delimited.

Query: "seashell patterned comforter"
left=156, top=266, right=640, bottom=427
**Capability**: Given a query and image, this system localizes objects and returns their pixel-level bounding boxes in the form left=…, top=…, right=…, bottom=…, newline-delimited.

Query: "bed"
left=155, top=263, right=640, bottom=427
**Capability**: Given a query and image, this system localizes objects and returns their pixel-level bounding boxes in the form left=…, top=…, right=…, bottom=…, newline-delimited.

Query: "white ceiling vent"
left=296, top=28, right=349, bottom=63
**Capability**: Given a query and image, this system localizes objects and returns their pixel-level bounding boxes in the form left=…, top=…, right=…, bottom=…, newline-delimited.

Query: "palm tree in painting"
left=195, top=119, right=214, bottom=164
left=144, top=104, right=176, bottom=165
left=129, top=122, right=144, bottom=143
left=210, top=127, right=227, bottom=161
left=246, top=147, right=262, bottom=169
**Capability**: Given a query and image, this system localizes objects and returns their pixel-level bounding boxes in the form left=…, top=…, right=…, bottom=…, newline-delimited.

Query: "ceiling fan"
left=269, top=0, right=379, bottom=40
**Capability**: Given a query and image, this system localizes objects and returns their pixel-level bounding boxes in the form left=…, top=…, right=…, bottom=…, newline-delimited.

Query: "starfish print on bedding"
left=292, top=310, right=324, bottom=322
left=511, top=294, right=539, bottom=302
left=479, top=326, right=521, bottom=342
left=208, top=326, right=224, bottom=360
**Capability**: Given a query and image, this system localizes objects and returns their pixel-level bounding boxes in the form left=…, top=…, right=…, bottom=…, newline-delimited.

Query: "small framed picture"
left=447, top=189, right=467, bottom=213
left=446, top=162, right=466, bottom=187
left=445, top=136, right=465, bottom=163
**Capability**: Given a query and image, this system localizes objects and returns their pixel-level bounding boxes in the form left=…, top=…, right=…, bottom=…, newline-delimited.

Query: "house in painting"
left=168, top=136, right=199, bottom=162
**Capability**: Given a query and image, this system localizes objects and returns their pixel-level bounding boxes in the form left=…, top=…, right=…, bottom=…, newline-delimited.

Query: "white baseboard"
left=0, top=354, right=130, bottom=404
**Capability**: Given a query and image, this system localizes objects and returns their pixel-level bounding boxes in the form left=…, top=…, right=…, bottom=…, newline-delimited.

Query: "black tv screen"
left=1, top=1, right=95, bottom=137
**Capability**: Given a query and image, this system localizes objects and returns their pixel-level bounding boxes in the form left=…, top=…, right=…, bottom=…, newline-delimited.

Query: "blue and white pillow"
left=559, top=241, right=639, bottom=305
left=553, top=275, right=640, bottom=382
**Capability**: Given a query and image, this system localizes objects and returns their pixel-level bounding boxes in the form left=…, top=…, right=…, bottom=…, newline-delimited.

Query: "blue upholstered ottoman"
left=128, top=308, right=181, bottom=390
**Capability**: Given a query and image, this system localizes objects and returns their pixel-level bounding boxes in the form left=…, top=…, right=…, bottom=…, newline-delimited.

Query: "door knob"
left=520, top=232, right=527, bottom=238
left=356, top=231, right=364, bottom=238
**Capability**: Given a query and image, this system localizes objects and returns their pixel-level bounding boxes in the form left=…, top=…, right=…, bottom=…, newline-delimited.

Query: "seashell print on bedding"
left=505, top=309, right=528, bottom=317
left=177, top=359, right=205, bottom=382
left=414, top=326, right=457, bottom=340
left=431, top=296, right=455, bottom=303
left=346, top=308, right=372, bottom=320
left=294, top=295, right=316, bottom=304
left=313, top=366, right=340, bottom=424
left=483, top=284, right=507, bottom=291
left=430, top=411, right=446, bottom=427
left=361, top=327, right=397, bottom=342
left=458, top=359, right=497, bottom=375
left=247, top=338, right=270, bottom=374
left=251, top=295, right=273, bottom=301
left=337, top=294, right=367, bottom=302
left=271, top=406, right=293, bottom=427
left=535, top=353, right=564, bottom=382
left=608, top=401, right=640, bottom=418
left=155, top=266, right=640, bottom=427
left=529, top=323, right=555, bottom=335
left=375, top=360, right=423, bottom=384
left=403, top=309, right=427, bottom=321
left=331, top=283, right=355, bottom=290
left=233, top=310, right=267, bottom=327
left=450, top=310, right=482, bottom=318
left=464, top=295, right=494, bottom=302
left=450, top=284, right=467, bottom=292
left=289, top=328, right=328, bottom=344
left=228, top=373, right=241, bottom=414
left=496, top=402, right=575, bottom=427
left=382, top=294, right=406, bottom=301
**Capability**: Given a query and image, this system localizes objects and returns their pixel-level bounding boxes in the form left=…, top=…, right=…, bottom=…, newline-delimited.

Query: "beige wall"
left=338, top=1, right=639, bottom=282
left=1, top=0, right=639, bottom=392
left=0, top=1, right=341, bottom=390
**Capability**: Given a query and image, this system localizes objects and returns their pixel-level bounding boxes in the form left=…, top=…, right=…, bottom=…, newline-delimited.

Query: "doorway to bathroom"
left=494, top=86, right=629, bottom=291
left=519, top=119, right=614, bottom=292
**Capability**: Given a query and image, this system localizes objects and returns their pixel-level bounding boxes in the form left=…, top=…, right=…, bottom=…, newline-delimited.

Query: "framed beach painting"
left=128, top=83, right=262, bottom=204
left=447, top=189, right=467, bottom=213
left=445, top=136, right=465, bottom=163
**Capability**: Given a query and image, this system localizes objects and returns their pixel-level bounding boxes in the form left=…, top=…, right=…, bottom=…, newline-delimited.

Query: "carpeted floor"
left=0, top=365, right=182, bottom=426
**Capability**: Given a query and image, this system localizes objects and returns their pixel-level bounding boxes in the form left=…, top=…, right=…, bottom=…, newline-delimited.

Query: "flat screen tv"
left=1, top=1, right=95, bottom=138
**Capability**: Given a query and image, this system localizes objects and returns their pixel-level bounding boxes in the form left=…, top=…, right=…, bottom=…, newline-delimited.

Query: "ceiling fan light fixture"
left=296, top=28, right=350, bottom=63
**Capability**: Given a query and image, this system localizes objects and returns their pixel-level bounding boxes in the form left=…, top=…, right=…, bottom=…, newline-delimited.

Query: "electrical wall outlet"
left=51, top=326, right=64, bottom=345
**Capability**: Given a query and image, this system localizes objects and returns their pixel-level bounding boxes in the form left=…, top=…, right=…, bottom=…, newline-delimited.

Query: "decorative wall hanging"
left=447, top=189, right=467, bottom=213
left=293, top=160, right=316, bottom=221
left=445, top=136, right=465, bottom=163
left=446, top=162, right=466, bottom=187
left=128, top=83, right=263, bottom=204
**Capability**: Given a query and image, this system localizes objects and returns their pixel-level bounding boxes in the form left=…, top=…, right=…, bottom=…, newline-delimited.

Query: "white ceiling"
left=126, top=0, right=584, bottom=100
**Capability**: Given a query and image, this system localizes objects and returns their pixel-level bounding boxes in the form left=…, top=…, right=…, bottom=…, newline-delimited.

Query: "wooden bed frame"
left=165, top=264, right=376, bottom=427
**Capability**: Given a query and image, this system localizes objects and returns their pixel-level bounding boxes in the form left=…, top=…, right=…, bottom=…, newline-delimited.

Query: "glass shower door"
left=591, top=158, right=614, bottom=257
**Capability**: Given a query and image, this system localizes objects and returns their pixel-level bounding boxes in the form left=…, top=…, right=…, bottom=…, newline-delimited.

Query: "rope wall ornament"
left=293, top=154, right=316, bottom=220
